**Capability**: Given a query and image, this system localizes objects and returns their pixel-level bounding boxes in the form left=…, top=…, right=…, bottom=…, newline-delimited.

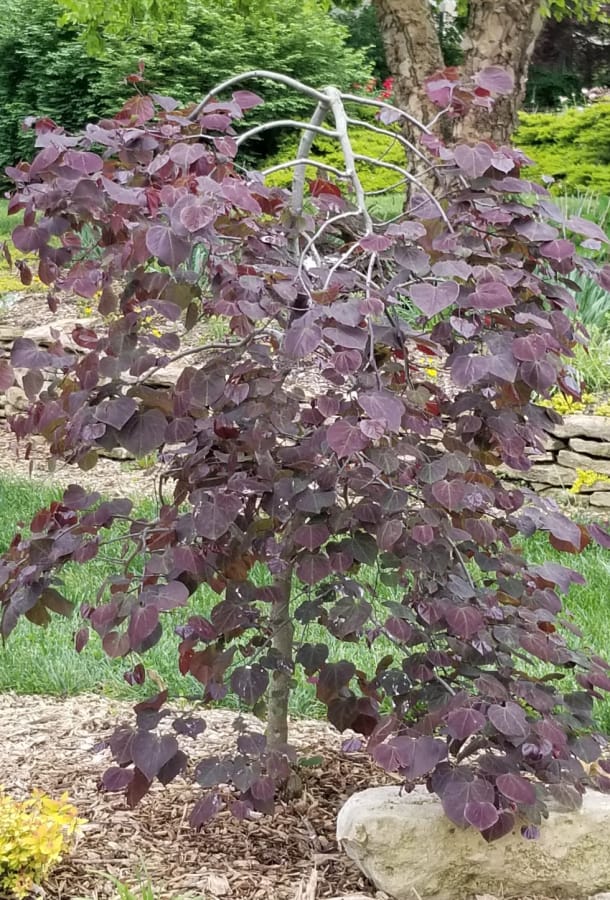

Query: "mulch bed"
left=0, top=692, right=394, bottom=900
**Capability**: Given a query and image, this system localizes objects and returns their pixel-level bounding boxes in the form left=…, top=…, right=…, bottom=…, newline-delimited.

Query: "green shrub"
left=0, top=0, right=372, bottom=173
left=515, top=102, right=610, bottom=194
left=265, top=121, right=408, bottom=196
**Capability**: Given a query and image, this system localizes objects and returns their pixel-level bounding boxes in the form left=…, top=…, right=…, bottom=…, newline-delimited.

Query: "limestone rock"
left=570, top=438, right=610, bottom=459
left=499, top=463, right=575, bottom=486
left=526, top=451, right=555, bottom=463
left=591, top=492, right=610, bottom=507
left=337, top=786, right=610, bottom=900
left=552, top=416, right=610, bottom=441
left=558, top=450, right=610, bottom=477
left=543, top=435, right=566, bottom=451
left=4, top=385, right=29, bottom=412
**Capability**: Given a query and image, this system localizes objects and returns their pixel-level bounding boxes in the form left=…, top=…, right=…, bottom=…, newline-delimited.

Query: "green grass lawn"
left=0, top=197, right=17, bottom=243
left=1, top=478, right=610, bottom=726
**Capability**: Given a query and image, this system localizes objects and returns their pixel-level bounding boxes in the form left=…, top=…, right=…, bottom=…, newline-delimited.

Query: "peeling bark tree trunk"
left=373, top=0, right=545, bottom=147
left=456, top=0, right=545, bottom=144
left=265, top=569, right=294, bottom=749
left=375, top=0, right=445, bottom=127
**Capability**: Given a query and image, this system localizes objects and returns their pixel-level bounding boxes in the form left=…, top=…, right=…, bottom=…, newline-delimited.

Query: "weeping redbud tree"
left=2, top=65, right=610, bottom=838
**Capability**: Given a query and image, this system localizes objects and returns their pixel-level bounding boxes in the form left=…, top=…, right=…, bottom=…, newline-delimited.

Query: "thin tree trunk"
left=456, top=0, right=544, bottom=144
left=265, top=569, right=294, bottom=749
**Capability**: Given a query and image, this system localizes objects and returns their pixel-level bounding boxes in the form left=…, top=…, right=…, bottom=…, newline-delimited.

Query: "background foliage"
left=0, top=0, right=372, bottom=174
left=516, top=102, right=610, bottom=194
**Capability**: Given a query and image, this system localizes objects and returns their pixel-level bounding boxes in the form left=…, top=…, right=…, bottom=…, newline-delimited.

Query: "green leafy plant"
left=0, top=0, right=372, bottom=175
left=0, top=788, right=83, bottom=899
left=574, top=326, right=610, bottom=391
left=516, top=102, right=610, bottom=194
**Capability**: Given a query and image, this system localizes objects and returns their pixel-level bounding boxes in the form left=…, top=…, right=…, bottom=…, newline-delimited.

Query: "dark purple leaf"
left=194, top=493, right=242, bottom=540
left=488, top=703, right=529, bottom=739
left=464, top=800, right=499, bottom=831
left=327, top=420, right=368, bottom=457
left=294, top=524, right=330, bottom=551
left=359, top=391, right=404, bottom=432
left=102, top=766, right=134, bottom=792
left=454, top=143, right=493, bottom=179
left=131, top=732, right=179, bottom=781
left=190, top=792, right=224, bottom=828
left=117, top=409, right=166, bottom=457
left=410, top=282, right=459, bottom=317
left=146, top=226, right=191, bottom=267
left=445, top=606, right=484, bottom=639
left=481, top=810, right=515, bottom=843
left=438, top=773, right=494, bottom=827
left=173, top=716, right=206, bottom=738
left=95, top=397, right=138, bottom=429
left=283, top=319, right=323, bottom=358
left=445, top=707, right=486, bottom=740
left=230, top=665, right=269, bottom=704
left=128, top=605, right=160, bottom=650
left=469, top=281, right=514, bottom=310
left=496, top=773, right=536, bottom=806
left=296, top=643, right=328, bottom=675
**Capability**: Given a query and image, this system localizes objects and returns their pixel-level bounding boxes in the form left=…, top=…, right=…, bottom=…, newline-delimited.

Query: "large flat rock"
left=337, top=785, right=610, bottom=900
left=570, top=438, right=610, bottom=459
left=591, top=492, right=610, bottom=507
left=558, top=450, right=610, bottom=477
left=551, top=416, right=610, bottom=441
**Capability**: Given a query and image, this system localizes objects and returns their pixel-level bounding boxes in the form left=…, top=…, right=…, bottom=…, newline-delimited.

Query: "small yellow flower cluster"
left=593, top=401, right=610, bottom=417
left=0, top=788, right=84, bottom=898
left=425, top=357, right=438, bottom=379
left=538, top=392, right=595, bottom=416
left=570, top=468, right=610, bottom=495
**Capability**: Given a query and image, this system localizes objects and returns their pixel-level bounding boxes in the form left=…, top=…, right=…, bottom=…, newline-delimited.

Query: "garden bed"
left=0, top=692, right=390, bottom=900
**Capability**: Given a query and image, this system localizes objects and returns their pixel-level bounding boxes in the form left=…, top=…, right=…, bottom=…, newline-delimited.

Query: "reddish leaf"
left=474, top=66, right=514, bottom=95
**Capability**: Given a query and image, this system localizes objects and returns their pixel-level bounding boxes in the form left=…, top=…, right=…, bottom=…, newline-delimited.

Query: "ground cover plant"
left=2, top=66, right=610, bottom=843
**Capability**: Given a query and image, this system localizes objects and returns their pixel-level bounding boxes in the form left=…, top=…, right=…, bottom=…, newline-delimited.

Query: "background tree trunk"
left=375, top=0, right=445, bottom=126
left=265, top=570, right=294, bottom=749
left=457, top=0, right=545, bottom=143
left=373, top=0, right=545, bottom=146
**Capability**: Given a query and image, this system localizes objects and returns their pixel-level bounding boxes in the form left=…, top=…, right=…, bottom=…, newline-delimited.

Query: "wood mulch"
left=0, top=692, right=394, bottom=900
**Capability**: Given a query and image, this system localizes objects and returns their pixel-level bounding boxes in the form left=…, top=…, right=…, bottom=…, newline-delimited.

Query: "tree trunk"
left=373, top=0, right=545, bottom=146
left=457, top=0, right=544, bottom=144
left=375, top=0, right=444, bottom=127
left=265, top=570, right=294, bottom=749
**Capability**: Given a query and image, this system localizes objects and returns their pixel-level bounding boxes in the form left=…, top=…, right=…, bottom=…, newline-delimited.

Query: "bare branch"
left=345, top=116, right=431, bottom=169
left=340, top=92, right=431, bottom=135
left=188, top=70, right=327, bottom=120
left=262, top=159, right=348, bottom=180
left=291, top=102, right=330, bottom=219
left=354, top=154, right=453, bottom=230
left=325, top=87, right=373, bottom=236
left=235, top=118, right=338, bottom=149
